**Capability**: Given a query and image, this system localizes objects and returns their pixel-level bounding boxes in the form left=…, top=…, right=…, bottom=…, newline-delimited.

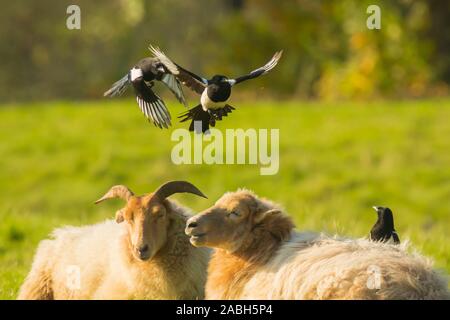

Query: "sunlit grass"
left=0, top=98, right=449, bottom=299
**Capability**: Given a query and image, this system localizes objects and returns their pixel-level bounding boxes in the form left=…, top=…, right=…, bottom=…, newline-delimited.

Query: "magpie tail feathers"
left=178, top=104, right=213, bottom=134
left=104, top=74, right=129, bottom=97
left=392, top=231, right=401, bottom=244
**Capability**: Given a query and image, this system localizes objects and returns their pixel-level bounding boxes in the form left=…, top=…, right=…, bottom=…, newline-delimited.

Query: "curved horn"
left=95, top=185, right=134, bottom=204
left=153, top=180, right=207, bottom=201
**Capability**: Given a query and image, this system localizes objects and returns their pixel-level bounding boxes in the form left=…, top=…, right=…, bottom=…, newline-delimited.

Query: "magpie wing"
left=174, top=63, right=208, bottom=95
left=160, top=73, right=187, bottom=107
left=150, top=45, right=207, bottom=95
left=104, top=74, right=130, bottom=97
left=230, top=50, right=283, bottom=86
left=132, top=79, right=171, bottom=129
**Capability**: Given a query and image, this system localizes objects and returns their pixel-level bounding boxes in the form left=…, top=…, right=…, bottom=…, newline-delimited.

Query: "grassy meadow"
left=0, top=99, right=449, bottom=299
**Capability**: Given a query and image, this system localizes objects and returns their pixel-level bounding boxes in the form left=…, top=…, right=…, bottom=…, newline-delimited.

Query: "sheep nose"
left=138, top=245, right=149, bottom=254
left=187, top=221, right=198, bottom=229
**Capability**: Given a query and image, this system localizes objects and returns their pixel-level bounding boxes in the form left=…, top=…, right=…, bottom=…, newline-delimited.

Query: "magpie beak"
left=372, top=206, right=379, bottom=211
left=225, top=79, right=236, bottom=86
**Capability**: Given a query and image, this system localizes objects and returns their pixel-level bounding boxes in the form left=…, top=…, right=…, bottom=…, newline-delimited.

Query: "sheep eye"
left=229, top=210, right=240, bottom=217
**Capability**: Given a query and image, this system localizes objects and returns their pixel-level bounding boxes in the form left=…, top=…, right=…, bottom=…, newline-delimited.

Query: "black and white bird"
left=370, top=206, right=400, bottom=244
left=104, top=49, right=187, bottom=129
left=151, top=46, right=283, bottom=133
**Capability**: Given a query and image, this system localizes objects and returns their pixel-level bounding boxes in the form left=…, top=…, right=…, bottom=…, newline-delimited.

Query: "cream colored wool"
left=236, top=233, right=449, bottom=300
left=18, top=200, right=209, bottom=300
left=199, top=190, right=449, bottom=300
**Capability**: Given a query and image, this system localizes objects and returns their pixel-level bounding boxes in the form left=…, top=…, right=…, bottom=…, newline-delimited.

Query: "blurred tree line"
left=0, top=0, right=448, bottom=102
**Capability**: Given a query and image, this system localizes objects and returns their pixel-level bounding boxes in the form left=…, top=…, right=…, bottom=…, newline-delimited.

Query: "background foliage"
left=0, top=0, right=449, bottom=101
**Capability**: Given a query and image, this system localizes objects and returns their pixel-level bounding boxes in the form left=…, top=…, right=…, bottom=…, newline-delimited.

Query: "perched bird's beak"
left=372, top=206, right=379, bottom=211
left=157, top=66, right=165, bottom=73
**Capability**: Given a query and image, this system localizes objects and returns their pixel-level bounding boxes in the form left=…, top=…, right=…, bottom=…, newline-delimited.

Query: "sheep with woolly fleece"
left=185, top=189, right=450, bottom=300
left=18, top=181, right=210, bottom=300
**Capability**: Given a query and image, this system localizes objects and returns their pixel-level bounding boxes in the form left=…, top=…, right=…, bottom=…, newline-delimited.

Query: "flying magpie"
left=370, top=206, right=400, bottom=244
left=151, top=46, right=283, bottom=133
left=104, top=49, right=187, bottom=129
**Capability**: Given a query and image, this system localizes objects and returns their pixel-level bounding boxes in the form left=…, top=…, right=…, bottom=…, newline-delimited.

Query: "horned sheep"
left=18, top=181, right=210, bottom=300
left=185, top=189, right=450, bottom=300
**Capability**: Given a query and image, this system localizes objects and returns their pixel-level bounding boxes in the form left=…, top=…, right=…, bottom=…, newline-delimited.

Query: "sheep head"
left=96, top=181, right=207, bottom=261
left=185, top=190, right=293, bottom=253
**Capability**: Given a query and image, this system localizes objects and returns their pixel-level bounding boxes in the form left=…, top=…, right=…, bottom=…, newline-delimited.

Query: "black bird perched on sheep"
left=150, top=46, right=283, bottom=133
left=370, top=206, right=400, bottom=244
left=104, top=48, right=187, bottom=129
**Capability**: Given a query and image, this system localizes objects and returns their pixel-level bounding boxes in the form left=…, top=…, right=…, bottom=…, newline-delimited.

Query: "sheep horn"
left=95, top=185, right=134, bottom=204
left=153, top=181, right=207, bottom=201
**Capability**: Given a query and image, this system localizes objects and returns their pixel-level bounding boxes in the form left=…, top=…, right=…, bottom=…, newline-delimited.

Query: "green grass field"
left=0, top=99, right=449, bottom=299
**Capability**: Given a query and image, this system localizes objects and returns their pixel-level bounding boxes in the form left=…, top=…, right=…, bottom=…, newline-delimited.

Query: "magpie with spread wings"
left=151, top=46, right=283, bottom=133
left=103, top=49, right=187, bottom=129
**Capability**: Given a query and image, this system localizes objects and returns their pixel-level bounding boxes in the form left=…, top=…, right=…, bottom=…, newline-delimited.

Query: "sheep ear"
left=115, top=208, right=125, bottom=224
left=254, top=209, right=282, bottom=224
